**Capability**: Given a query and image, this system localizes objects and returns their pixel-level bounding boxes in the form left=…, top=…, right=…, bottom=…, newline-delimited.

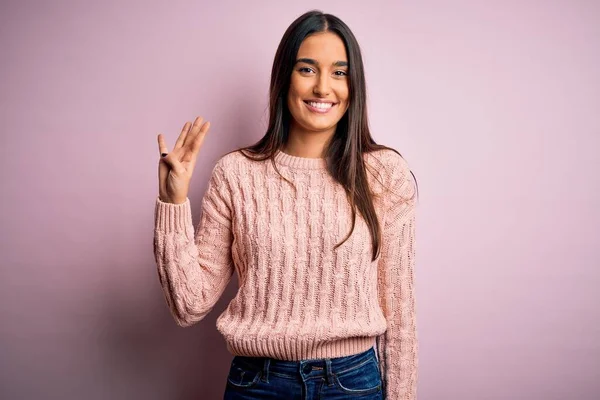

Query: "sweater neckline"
left=274, top=149, right=327, bottom=170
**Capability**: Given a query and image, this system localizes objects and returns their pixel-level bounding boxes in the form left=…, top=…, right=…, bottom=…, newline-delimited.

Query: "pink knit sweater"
left=153, top=148, right=418, bottom=399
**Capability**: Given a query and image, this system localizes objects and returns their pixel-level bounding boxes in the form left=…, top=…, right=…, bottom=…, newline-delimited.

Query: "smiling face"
left=286, top=31, right=350, bottom=138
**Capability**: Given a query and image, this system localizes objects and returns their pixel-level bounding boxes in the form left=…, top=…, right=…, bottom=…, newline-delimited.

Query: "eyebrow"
left=295, top=58, right=348, bottom=67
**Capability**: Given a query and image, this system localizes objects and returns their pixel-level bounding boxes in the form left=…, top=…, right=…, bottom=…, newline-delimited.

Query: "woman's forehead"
left=297, top=32, right=347, bottom=61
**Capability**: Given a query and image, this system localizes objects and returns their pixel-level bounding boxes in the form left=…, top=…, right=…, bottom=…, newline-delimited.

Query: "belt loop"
left=325, top=358, right=334, bottom=386
left=261, top=358, right=270, bottom=383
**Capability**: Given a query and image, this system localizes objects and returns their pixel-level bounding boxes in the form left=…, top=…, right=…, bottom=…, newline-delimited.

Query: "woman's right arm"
left=153, top=116, right=234, bottom=327
left=153, top=162, right=234, bottom=327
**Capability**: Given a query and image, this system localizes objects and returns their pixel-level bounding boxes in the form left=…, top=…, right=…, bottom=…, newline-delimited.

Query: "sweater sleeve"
left=375, top=155, right=418, bottom=399
left=153, top=161, right=234, bottom=327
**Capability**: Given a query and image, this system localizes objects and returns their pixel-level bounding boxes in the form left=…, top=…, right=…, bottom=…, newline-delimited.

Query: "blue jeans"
left=223, top=346, right=383, bottom=399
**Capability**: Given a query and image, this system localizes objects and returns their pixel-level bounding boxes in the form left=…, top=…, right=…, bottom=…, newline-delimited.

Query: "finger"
left=187, top=121, right=210, bottom=170
left=158, top=154, right=169, bottom=191
left=157, top=133, right=169, bottom=157
left=183, top=116, right=204, bottom=148
left=174, top=121, right=191, bottom=150
left=191, top=121, right=210, bottom=154
left=183, top=120, right=210, bottom=163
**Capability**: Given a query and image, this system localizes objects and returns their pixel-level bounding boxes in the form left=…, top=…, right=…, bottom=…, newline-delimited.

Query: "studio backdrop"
left=1, top=1, right=598, bottom=399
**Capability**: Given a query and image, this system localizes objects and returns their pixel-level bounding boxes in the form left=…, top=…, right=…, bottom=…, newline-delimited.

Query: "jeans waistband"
left=232, top=346, right=378, bottom=381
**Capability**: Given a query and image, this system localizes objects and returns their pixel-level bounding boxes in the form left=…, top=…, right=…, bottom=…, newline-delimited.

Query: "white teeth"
left=308, top=101, right=333, bottom=109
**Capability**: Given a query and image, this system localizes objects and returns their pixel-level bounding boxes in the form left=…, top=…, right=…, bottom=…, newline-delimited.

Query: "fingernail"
left=161, top=153, right=167, bottom=157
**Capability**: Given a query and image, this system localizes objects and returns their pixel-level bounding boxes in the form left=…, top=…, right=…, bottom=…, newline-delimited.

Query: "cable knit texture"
left=153, top=148, right=418, bottom=399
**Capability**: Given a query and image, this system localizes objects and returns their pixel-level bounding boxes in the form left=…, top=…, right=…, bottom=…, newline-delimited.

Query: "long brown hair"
left=223, top=10, right=418, bottom=261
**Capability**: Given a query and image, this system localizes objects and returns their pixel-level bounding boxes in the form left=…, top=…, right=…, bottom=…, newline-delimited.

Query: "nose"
left=313, top=72, right=331, bottom=96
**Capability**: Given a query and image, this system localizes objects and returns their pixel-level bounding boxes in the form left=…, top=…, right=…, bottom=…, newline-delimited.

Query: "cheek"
left=338, top=93, right=350, bottom=110
left=334, top=83, right=349, bottom=104
left=340, top=85, right=350, bottom=101
left=290, top=75, right=314, bottom=97
left=288, top=86, right=303, bottom=108
left=287, top=91, right=301, bottom=113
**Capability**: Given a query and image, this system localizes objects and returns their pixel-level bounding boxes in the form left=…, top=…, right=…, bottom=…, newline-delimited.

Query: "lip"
left=304, top=100, right=337, bottom=114
left=304, top=98, right=336, bottom=104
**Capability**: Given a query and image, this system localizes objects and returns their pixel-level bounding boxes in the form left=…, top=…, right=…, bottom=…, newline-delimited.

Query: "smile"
left=303, top=100, right=337, bottom=114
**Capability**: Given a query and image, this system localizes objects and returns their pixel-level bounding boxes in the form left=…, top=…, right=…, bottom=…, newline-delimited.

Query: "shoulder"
left=365, top=148, right=413, bottom=185
left=215, top=149, right=246, bottom=168
left=365, top=148, right=410, bottom=173
left=364, top=148, right=416, bottom=201
left=209, top=149, right=268, bottom=192
left=210, top=150, right=252, bottom=178
left=200, top=151, right=242, bottom=194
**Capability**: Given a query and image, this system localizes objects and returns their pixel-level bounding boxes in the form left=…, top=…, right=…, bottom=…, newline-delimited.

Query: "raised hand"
left=157, top=116, right=211, bottom=204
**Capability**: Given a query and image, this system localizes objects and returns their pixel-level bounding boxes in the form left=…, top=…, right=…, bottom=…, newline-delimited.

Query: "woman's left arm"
left=375, top=153, right=419, bottom=400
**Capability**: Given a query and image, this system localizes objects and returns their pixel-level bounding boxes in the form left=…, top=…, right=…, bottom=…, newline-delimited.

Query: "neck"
left=284, top=122, right=335, bottom=158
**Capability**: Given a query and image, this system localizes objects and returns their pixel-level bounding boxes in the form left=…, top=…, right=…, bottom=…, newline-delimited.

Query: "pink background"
left=1, top=1, right=599, bottom=399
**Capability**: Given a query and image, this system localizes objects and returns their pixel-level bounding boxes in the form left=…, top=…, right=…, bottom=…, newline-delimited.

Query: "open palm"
left=157, top=116, right=211, bottom=204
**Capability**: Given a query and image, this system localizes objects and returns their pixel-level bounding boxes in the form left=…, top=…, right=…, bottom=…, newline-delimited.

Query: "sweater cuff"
left=154, top=196, right=193, bottom=234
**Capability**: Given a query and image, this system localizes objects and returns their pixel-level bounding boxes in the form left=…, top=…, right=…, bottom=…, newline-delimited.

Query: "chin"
left=304, top=122, right=337, bottom=132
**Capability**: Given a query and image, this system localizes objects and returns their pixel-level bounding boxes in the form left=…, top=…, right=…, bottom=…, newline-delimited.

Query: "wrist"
left=159, top=196, right=187, bottom=205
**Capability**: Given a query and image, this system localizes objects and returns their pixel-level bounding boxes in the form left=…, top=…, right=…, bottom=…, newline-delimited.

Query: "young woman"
left=154, top=10, right=419, bottom=400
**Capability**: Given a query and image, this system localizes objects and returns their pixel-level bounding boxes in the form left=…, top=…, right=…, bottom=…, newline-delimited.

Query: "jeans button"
left=303, top=365, right=312, bottom=374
